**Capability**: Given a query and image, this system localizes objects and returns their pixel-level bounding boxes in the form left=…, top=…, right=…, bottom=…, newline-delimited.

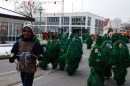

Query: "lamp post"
left=38, top=6, right=44, bottom=33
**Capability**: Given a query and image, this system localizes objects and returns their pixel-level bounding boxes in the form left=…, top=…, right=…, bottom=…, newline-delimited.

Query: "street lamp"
left=38, top=6, right=44, bottom=33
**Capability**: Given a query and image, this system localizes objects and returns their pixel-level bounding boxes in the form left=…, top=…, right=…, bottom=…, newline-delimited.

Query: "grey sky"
left=0, top=0, right=130, bottom=23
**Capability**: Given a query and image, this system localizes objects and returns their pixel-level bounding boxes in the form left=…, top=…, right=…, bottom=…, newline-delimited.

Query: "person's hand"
left=37, top=54, right=43, bottom=61
left=96, top=59, right=101, bottom=62
left=9, top=53, right=17, bottom=63
left=9, top=57, right=15, bottom=63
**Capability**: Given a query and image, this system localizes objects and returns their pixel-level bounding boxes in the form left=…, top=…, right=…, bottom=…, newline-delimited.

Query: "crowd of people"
left=85, top=33, right=130, bottom=86
left=8, top=24, right=130, bottom=86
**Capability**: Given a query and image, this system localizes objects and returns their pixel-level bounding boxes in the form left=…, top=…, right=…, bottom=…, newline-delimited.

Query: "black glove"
left=37, top=54, right=43, bottom=61
left=9, top=53, right=17, bottom=63
left=9, top=57, right=15, bottom=63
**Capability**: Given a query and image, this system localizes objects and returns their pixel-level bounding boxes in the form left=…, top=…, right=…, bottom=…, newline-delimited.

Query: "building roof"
left=0, top=7, right=35, bottom=21
left=104, top=19, right=109, bottom=26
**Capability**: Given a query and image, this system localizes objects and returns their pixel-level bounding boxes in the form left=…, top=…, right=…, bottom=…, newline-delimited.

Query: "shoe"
left=87, top=84, right=92, bottom=86
left=117, top=82, right=123, bottom=85
left=107, top=76, right=110, bottom=79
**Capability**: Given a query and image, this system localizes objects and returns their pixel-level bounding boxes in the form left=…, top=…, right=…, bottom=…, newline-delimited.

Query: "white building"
left=32, top=12, right=105, bottom=36
left=0, top=7, right=35, bottom=43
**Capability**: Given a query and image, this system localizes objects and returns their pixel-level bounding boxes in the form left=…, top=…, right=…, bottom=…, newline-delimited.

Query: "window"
left=87, top=17, right=91, bottom=26
left=62, top=17, right=69, bottom=25
left=95, top=19, right=98, bottom=27
left=71, top=16, right=86, bottom=25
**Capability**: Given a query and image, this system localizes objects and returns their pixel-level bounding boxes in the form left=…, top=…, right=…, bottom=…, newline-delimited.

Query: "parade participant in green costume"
left=54, top=46, right=68, bottom=70
left=82, top=33, right=86, bottom=43
left=47, top=39, right=52, bottom=47
left=50, top=40, right=60, bottom=69
left=86, top=36, right=93, bottom=49
left=70, top=32, right=74, bottom=39
left=74, top=35, right=83, bottom=60
left=111, top=34, right=118, bottom=44
left=94, top=35, right=103, bottom=47
left=60, top=33, right=68, bottom=43
left=100, top=40, right=113, bottom=79
left=36, top=35, right=43, bottom=44
left=109, top=40, right=130, bottom=85
left=116, top=33, right=122, bottom=40
left=121, top=35, right=128, bottom=43
left=64, top=38, right=73, bottom=48
left=74, top=34, right=83, bottom=47
left=102, top=34, right=109, bottom=41
left=38, top=44, right=51, bottom=70
left=87, top=46, right=107, bottom=86
left=73, top=39, right=83, bottom=69
left=61, top=41, right=80, bottom=75
left=85, top=33, right=89, bottom=38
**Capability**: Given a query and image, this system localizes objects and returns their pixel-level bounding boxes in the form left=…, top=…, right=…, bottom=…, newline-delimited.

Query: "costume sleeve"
left=108, top=51, right=116, bottom=65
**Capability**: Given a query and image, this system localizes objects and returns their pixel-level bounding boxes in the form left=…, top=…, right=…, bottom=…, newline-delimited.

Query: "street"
left=0, top=43, right=130, bottom=86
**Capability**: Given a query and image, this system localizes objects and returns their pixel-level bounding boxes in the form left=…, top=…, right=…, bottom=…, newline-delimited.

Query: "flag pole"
left=81, top=2, right=83, bottom=38
left=72, top=3, right=73, bottom=13
left=62, top=0, right=64, bottom=34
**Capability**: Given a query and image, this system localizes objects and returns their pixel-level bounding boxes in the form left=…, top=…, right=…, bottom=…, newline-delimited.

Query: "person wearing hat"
left=9, top=24, right=44, bottom=86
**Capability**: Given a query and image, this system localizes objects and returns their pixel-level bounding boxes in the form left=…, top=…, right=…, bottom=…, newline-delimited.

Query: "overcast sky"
left=0, top=0, right=130, bottom=23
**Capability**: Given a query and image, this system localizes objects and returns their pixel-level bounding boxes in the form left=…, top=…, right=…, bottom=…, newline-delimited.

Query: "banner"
left=2, top=0, right=63, bottom=4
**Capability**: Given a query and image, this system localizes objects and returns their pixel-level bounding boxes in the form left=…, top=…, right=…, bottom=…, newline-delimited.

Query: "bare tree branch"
left=16, top=0, right=46, bottom=17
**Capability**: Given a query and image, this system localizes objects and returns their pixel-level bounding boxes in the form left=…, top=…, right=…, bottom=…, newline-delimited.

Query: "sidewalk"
left=0, top=43, right=13, bottom=47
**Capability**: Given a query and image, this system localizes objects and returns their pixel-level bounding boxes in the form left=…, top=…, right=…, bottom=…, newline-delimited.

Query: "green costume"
left=102, top=34, right=108, bottom=41
left=70, top=33, right=74, bottom=39
left=50, top=39, right=60, bottom=69
left=87, top=46, right=107, bottom=86
left=36, top=35, right=43, bottom=44
left=74, top=39, right=83, bottom=69
left=109, top=40, right=130, bottom=85
left=38, top=44, right=51, bottom=70
left=94, top=35, right=103, bottom=47
left=64, top=38, right=72, bottom=47
left=59, top=33, right=68, bottom=43
left=100, top=40, right=113, bottom=79
left=121, top=35, right=128, bottom=43
left=82, top=33, right=87, bottom=43
left=63, top=41, right=80, bottom=75
left=54, top=46, right=68, bottom=70
left=111, top=34, right=118, bottom=44
left=86, top=36, right=93, bottom=49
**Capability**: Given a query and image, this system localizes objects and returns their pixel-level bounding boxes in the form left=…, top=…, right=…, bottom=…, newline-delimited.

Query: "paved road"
left=0, top=43, right=130, bottom=86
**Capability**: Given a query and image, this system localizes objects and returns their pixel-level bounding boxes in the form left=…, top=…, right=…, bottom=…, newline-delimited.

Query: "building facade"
left=103, top=19, right=110, bottom=35
left=32, top=12, right=105, bottom=36
left=0, top=7, right=35, bottom=43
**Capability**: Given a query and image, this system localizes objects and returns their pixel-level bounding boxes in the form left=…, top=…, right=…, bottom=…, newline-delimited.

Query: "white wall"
left=33, top=12, right=105, bottom=35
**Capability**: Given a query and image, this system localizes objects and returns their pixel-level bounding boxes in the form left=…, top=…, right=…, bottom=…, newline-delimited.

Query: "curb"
left=0, top=55, right=10, bottom=60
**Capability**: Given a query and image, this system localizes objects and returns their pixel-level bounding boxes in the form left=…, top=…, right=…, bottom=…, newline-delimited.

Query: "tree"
left=128, top=18, right=130, bottom=23
left=113, top=18, right=122, bottom=28
left=113, top=18, right=122, bottom=23
left=113, top=18, right=122, bottom=31
left=16, top=0, right=46, bottom=17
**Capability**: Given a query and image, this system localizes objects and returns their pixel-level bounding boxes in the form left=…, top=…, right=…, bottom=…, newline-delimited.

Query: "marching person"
left=100, top=40, right=113, bottom=79
left=9, top=24, right=44, bottom=86
left=109, top=40, right=130, bottom=85
left=87, top=46, right=107, bottom=86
